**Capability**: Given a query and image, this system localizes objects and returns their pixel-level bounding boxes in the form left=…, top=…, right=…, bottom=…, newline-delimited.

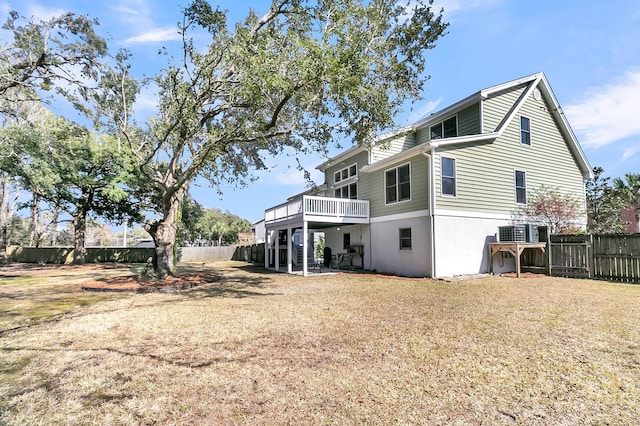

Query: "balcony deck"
left=265, top=195, right=369, bottom=227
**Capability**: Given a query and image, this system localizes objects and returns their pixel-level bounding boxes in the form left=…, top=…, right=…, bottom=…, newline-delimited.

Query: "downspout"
left=422, top=144, right=437, bottom=279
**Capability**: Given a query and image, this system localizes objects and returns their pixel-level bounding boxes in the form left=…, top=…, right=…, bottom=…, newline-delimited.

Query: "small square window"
left=430, top=116, right=457, bottom=140
left=335, top=172, right=341, bottom=183
left=399, top=228, right=412, bottom=250
left=349, top=165, right=357, bottom=177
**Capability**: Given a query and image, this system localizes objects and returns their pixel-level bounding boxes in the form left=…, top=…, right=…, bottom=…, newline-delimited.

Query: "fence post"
left=546, top=233, right=552, bottom=276
left=588, top=234, right=594, bottom=279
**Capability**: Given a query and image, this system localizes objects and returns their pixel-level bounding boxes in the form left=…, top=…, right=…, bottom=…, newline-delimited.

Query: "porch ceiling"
left=267, top=220, right=365, bottom=231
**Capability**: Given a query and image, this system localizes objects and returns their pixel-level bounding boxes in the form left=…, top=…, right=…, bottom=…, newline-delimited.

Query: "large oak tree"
left=124, top=0, right=448, bottom=278
left=2, top=114, right=141, bottom=263
left=0, top=11, right=110, bottom=262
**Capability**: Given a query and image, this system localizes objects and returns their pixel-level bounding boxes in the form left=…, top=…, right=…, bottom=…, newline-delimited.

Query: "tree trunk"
left=0, top=175, right=10, bottom=264
left=72, top=210, right=88, bottom=264
left=146, top=186, right=186, bottom=279
left=150, top=220, right=178, bottom=279
left=50, top=206, right=59, bottom=246
left=29, top=196, right=41, bottom=247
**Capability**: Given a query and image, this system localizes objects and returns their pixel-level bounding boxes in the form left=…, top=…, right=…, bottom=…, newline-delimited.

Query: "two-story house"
left=264, top=72, right=593, bottom=277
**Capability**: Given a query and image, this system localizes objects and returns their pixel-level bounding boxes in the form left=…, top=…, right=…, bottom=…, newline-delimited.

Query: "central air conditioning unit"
left=499, top=225, right=526, bottom=242
left=498, top=225, right=542, bottom=243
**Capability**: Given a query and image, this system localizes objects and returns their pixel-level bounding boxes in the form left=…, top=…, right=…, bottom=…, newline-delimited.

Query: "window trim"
left=334, top=181, right=358, bottom=199
left=343, top=233, right=351, bottom=250
left=520, top=116, right=531, bottom=146
left=399, top=228, right=412, bottom=250
left=515, top=170, right=527, bottom=204
left=430, top=115, right=458, bottom=140
left=384, top=162, right=412, bottom=205
left=333, top=163, right=358, bottom=185
left=441, top=156, right=457, bottom=198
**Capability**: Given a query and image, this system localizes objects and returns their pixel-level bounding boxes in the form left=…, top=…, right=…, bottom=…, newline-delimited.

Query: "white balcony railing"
left=265, top=195, right=369, bottom=225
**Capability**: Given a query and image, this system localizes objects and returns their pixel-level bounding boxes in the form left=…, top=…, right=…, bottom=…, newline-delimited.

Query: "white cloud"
left=124, top=27, right=181, bottom=44
left=271, top=158, right=324, bottom=187
left=622, top=145, right=640, bottom=161
left=111, top=0, right=153, bottom=28
left=27, top=4, right=65, bottom=21
left=131, top=85, right=159, bottom=121
left=406, top=99, right=441, bottom=123
left=564, top=70, right=640, bottom=149
left=1, top=3, right=65, bottom=21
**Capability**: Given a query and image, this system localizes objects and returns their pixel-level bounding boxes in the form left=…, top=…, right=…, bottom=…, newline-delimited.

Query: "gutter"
left=421, top=145, right=437, bottom=279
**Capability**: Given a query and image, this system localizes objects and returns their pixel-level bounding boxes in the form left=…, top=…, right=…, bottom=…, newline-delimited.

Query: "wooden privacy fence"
left=7, top=246, right=156, bottom=264
left=232, top=243, right=265, bottom=264
left=550, top=234, right=640, bottom=283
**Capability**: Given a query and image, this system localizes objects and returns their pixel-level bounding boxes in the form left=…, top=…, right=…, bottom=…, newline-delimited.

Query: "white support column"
left=303, top=221, right=309, bottom=277
left=275, top=229, right=280, bottom=272
left=287, top=227, right=293, bottom=274
left=264, top=230, right=269, bottom=270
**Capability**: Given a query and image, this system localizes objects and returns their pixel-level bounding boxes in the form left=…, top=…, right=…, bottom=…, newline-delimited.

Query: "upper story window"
left=385, top=163, right=411, bottom=204
left=430, top=116, right=458, bottom=140
left=334, top=182, right=358, bottom=199
left=334, top=163, right=357, bottom=184
left=441, top=157, right=457, bottom=197
left=515, top=170, right=527, bottom=204
left=520, top=116, right=531, bottom=145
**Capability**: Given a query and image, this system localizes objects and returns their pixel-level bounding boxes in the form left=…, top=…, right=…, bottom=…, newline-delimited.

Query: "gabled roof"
left=360, top=72, right=593, bottom=179
left=316, top=145, right=368, bottom=172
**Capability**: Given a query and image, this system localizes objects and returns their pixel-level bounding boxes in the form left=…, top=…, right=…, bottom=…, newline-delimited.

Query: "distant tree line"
left=586, top=167, right=640, bottom=234
left=0, top=1, right=449, bottom=278
left=513, top=167, right=638, bottom=235
left=178, top=194, right=251, bottom=247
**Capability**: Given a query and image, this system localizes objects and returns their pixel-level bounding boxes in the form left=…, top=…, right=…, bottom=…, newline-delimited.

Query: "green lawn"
left=1, top=261, right=639, bottom=424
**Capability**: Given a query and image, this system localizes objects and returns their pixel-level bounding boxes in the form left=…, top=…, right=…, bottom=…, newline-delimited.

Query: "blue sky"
left=2, top=0, right=639, bottom=223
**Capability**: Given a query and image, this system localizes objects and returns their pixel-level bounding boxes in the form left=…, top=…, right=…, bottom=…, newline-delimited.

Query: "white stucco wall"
left=369, top=216, right=431, bottom=277
left=432, top=212, right=516, bottom=278
left=323, top=225, right=366, bottom=268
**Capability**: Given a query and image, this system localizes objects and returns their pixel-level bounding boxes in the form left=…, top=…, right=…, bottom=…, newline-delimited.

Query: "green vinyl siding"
left=415, top=102, right=481, bottom=144
left=435, top=88, right=586, bottom=215
left=325, top=150, right=369, bottom=191
left=482, top=84, right=527, bottom=133
left=371, top=133, right=416, bottom=163
left=458, top=103, right=481, bottom=136
left=359, top=154, right=429, bottom=218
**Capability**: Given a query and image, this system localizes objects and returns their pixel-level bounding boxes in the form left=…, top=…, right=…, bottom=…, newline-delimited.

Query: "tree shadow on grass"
left=181, top=264, right=281, bottom=299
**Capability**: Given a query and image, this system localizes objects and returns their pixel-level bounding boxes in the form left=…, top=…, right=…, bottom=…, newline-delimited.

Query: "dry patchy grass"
left=0, top=263, right=143, bottom=334
left=1, top=261, right=640, bottom=425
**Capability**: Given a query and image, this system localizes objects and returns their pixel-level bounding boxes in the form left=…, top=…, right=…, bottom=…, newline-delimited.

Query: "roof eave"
left=413, top=92, right=483, bottom=130
left=536, top=74, right=594, bottom=180
left=361, top=133, right=499, bottom=173
left=316, top=145, right=368, bottom=172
